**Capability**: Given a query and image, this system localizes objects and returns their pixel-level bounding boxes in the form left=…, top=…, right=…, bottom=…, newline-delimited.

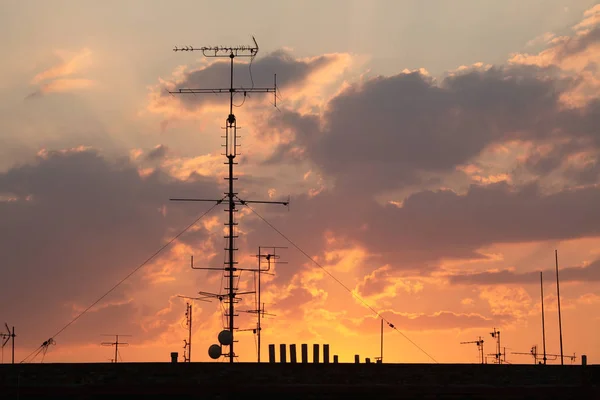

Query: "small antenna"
left=489, top=328, right=502, bottom=364
left=239, top=246, right=286, bottom=362
left=460, top=336, right=485, bottom=364
left=101, top=334, right=131, bottom=363
left=1, top=323, right=15, bottom=364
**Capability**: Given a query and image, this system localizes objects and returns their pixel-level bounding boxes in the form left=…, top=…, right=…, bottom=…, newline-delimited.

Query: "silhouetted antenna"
left=460, top=336, right=484, bottom=364
left=239, top=246, right=286, bottom=362
left=1, top=323, right=15, bottom=364
left=169, top=37, right=288, bottom=363
left=540, top=271, right=547, bottom=365
left=489, top=328, right=502, bottom=364
left=512, top=345, right=576, bottom=365
left=176, top=294, right=211, bottom=363
left=101, top=334, right=131, bottom=363
left=555, top=249, right=564, bottom=365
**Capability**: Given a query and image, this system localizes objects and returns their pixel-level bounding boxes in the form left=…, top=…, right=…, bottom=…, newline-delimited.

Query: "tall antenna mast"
left=170, top=37, right=288, bottom=363
left=490, top=328, right=502, bottom=364
left=101, top=334, right=131, bottom=363
left=555, top=249, right=564, bottom=365
left=540, top=271, right=547, bottom=365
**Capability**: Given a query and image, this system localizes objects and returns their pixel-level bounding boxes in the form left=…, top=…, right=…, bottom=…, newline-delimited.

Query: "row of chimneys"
left=268, top=344, right=381, bottom=364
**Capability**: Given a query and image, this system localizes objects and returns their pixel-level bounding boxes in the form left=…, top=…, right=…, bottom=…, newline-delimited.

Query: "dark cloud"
left=241, top=179, right=600, bottom=282
left=0, top=148, right=220, bottom=348
left=145, top=144, right=169, bottom=161
left=265, top=66, right=571, bottom=193
left=449, top=259, right=600, bottom=285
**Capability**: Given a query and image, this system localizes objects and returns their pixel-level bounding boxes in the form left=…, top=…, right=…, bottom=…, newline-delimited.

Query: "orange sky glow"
left=1, top=1, right=600, bottom=366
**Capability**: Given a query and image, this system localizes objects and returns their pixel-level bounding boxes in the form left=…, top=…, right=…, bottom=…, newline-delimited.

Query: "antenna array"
left=169, top=37, right=288, bottom=363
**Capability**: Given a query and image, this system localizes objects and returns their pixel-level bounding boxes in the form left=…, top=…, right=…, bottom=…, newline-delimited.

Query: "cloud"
left=264, top=66, right=566, bottom=193
left=145, top=144, right=169, bottom=161
left=0, top=148, right=221, bottom=347
left=31, top=48, right=93, bottom=84
left=449, top=259, right=600, bottom=285
left=28, top=48, right=96, bottom=98
left=348, top=310, right=495, bottom=332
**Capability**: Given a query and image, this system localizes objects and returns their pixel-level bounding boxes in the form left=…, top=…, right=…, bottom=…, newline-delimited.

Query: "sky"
left=1, top=0, right=600, bottom=365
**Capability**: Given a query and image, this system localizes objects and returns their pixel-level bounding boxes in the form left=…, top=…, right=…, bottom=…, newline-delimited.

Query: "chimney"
left=170, top=352, right=178, bottom=363
left=268, top=344, right=276, bottom=363
left=290, top=344, right=297, bottom=363
left=301, top=344, right=308, bottom=363
left=280, top=344, right=287, bottom=363
left=313, top=344, right=320, bottom=363
left=323, top=344, right=330, bottom=364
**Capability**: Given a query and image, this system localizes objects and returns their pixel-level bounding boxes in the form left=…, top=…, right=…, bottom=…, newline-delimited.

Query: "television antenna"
left=238, top=246, right=286, bottom=362
left=177, top=294, right=211, bottom=363
left=512, top=345, right=576, bottom=365
left=169, top=37, right=288, bottom=363
left=489, top=328, right=503, bottom=364
left=1, top=323, right=15, bottom=364
left=460, top=336, right=484, bottom=364
left=101, top=334, right=131, bottom=363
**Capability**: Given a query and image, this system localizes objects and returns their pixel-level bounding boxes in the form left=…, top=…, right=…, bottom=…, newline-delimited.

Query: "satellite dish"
left=218, top=329, right=233, bottom=346
left=208, top=344, right=222, bottom=359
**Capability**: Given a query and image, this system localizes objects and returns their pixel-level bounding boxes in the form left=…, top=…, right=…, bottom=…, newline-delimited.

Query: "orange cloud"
left=28, top=48, right=95, bottom=98
left=509, top=5, right=600, bottom=108
left=31, top=48, right=93, bottom=84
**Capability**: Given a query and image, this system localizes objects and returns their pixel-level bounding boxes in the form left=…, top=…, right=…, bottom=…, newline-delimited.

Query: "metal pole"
left=11, top=326, right=15, bottom=364
left=115, top=335, right=119, bottom=364
left=555, top=249, right=564, bottom=365
left=541, top=272, right=547, bottom=365
left=228, top=154, right=234, bottom=363
left=380, top=318, right=384, bottom=363
left=257, top=248, right=262, bottom=363
left=189, top=303, right=192, bottom=362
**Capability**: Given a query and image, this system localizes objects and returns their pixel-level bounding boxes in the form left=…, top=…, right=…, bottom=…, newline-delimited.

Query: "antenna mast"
left=490, top=328, right=502, bottom=364
left=253, top=246, right=285, bottom=362
left=555, top=249, right=564, bottom=365
left=170, top=37, right=288, bottom=363
left=1, top=323, right=15, bottom=364
left=101, top=334, right=131, bottom=363
left=460, top=336, right=484, bottom=364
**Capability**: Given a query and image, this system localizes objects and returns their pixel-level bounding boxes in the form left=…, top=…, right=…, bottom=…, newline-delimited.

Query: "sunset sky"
left=2, top=0, right=600, bottom=365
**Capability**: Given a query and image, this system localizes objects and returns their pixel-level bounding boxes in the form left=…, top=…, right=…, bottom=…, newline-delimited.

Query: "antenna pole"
left=101, top=334, right=130, bottom=363
left=257, top=247, right=262, bottom=363
left=12, top=326, right=14, bottom=365
left=540, top=271, right=547, bottom=365
left=380, top=318, right=384, bottom=363
left=170, top=39, right=286, bottom=363
left=555, top=249, right=564, bottom=365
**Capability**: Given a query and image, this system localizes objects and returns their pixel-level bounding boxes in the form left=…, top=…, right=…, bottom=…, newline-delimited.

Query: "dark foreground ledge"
left=1, top=362, right=598, bottom=399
